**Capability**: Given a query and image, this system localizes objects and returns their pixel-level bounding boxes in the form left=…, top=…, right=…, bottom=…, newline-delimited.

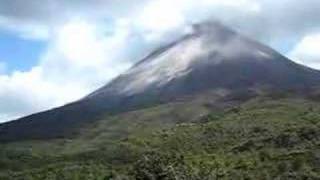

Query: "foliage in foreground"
left=1, top=97, right=320, bottom=179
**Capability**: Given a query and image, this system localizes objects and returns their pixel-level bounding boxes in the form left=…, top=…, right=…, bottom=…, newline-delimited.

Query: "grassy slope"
left=1, top=96, right=320, bottom=179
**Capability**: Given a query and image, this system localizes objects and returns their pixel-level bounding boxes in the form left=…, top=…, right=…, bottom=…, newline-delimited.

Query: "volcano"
left=1, top=22, right=320, bottom=142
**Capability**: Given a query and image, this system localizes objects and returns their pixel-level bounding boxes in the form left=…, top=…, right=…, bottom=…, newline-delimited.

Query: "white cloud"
left=0, top=16, right=49, bottom=40
left=0, top=20, right=133, bottom=122
left=138, top=0, right=186, bottom=33
left=53, top=20, right=131, bottom=68
left=134, top=0, right=260, bottom=41
left=0, top=67, right=62, bottom=122
left=202, top=0, right=260, bottom=12
left=289, top=33, right=320, bottom=69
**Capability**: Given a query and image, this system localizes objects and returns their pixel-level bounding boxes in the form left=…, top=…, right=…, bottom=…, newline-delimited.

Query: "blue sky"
left=0, top=0, right=320, bottom=122
left=0, top=30, right=46, bottom=73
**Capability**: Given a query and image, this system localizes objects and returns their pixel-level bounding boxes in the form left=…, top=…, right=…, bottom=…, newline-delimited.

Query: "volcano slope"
left=1, top=22, right=320, bottom=179
left=1, top=22, right=320, bottom=142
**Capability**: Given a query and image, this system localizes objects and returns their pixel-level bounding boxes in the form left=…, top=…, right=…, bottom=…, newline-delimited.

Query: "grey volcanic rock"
left=84, top=22, right=320, bottom=106
left=1, top=22, right=320, bottom=142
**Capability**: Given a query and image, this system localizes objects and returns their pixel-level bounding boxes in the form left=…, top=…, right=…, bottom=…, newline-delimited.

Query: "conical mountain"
left=1, top=22, right=320, bottom=142
left=87, top=22, right=320, bottom=101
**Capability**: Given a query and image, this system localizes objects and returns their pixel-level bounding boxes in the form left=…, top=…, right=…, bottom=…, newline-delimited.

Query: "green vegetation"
left=1, top=97, right=320, bottom=179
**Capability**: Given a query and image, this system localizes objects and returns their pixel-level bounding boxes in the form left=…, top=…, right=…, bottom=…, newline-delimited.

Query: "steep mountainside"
left=1, top=22, right=320, bottom=142
left=88, top=22, right=320, bottom=99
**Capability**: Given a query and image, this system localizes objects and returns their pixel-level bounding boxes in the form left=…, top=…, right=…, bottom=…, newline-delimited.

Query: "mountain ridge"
left=1, top=21, right=320, bottom=142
